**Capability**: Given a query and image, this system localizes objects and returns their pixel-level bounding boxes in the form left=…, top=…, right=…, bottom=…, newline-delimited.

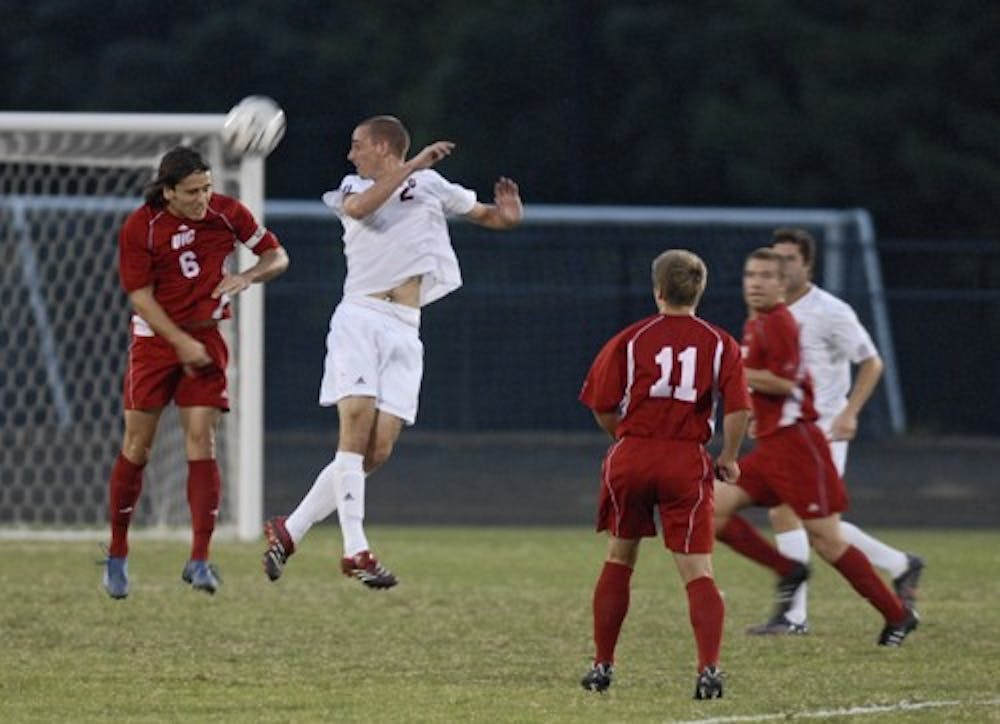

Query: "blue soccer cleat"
left=181, top=559, right=221, bottom=595
left=103, top=556, right=130, bottom=599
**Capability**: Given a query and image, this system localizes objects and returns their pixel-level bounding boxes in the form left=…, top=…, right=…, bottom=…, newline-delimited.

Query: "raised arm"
left=342, top=141, right=456, bottom=219
left=212, top=246, right=290, bottom=299
left=465, top=177, right=523, bottom=230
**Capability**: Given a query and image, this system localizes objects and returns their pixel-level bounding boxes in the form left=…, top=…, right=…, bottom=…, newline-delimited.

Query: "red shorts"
left=123, top=326, right=230, bottom=411
left=737, top=422, right=848, bottom=518
left=595, top=437, right=715, bottom=554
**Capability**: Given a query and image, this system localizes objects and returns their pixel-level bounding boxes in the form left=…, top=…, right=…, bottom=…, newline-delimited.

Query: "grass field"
left=3, top=527, right=999, bottom=722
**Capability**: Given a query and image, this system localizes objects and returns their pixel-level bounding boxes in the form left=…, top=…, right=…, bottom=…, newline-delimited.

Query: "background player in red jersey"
left=102, top=146, right=289, bottom=599
left=578, top=249, right=750, bottom=699
left=713, top=248, right=918, bottom=645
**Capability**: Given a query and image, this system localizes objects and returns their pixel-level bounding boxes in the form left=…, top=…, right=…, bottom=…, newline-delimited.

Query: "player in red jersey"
left=713, top=247, right=918, bottom=646
left=578, top=249, right=750, bottom=699
left=102, top=146, right=289, bottom=599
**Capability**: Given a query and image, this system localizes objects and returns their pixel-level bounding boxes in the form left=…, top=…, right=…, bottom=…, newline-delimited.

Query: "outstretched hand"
left=411, top=141, right=455, bottom=170
left=493, top=176, right=523, bottom=225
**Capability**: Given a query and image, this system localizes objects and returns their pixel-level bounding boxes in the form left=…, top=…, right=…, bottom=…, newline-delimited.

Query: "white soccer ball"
left=221, top=95, right=286, bottom=157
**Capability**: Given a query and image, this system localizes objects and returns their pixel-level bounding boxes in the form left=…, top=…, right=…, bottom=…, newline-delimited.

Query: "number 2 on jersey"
left=650, top=346, right=698, bottom=402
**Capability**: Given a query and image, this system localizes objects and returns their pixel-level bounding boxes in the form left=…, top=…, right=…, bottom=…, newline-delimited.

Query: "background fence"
left=263, top=201, right=919, bottom=437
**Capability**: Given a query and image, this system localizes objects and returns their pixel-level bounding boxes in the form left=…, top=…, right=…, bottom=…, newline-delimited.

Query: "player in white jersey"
left=747, top=227, right=924, bottom=634
left=261, top=115, right=523, bottom=587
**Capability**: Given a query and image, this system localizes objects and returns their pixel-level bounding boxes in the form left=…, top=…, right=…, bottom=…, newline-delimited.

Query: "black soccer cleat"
left=694, top=665, right=724, bottom=699
left=892, top=554, right=925, bottom=613
left=262, top=516, right=296, bottom=582
left=746, top=613, right=809, bottom=636
left=774, top=562, right=810, bottom=617
left=877, top=608, right=919, bottom=646
left=580, top=662, right=614, bottom=693
left=341, top=550, right=398, bottom=589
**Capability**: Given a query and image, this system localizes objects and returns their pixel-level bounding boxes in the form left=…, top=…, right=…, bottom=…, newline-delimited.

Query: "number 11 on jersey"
left=651, top=346, right=698, bottom=402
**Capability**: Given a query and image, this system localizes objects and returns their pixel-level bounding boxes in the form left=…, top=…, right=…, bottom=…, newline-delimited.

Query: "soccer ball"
left=221, top=95, right=286, bottom=157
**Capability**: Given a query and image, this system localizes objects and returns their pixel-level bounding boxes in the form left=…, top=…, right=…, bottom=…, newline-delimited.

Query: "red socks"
left=187, top=459, right=221, bottom=561
left=834, top=545, right=907, bottom=623
left=592, top=561, right=632, bottom=664
left=108, top=454, right=145, bottom=557
left=686, top=576, right=724, bottom=671
left=717, top=515, right=798, bottom=576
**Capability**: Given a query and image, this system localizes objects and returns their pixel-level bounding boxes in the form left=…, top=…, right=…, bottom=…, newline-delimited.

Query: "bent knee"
left=365, top=442, right=395, bottom=473
left=768, top=505, right=802, bottom=531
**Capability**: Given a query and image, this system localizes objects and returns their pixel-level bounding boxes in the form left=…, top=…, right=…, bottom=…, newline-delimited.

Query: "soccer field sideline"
left=4, top=526, right=999, bottom=722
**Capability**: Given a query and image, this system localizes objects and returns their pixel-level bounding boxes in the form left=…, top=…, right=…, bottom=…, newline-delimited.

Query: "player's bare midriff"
left=368, top=275, right=421, bottom=308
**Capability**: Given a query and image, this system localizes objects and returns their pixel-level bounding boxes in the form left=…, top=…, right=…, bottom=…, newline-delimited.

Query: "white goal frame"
left=0, top=111, right=268, bottom=541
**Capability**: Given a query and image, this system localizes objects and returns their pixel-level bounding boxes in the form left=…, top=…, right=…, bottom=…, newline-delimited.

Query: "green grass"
left=2, top=527, right=999, bottom=722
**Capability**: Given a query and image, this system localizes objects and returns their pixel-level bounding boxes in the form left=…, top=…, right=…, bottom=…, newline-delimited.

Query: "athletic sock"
left=717, top=515, right=798, bottom=576
left=331, top=452, right=368, bottom=557
left=187, top=459, right=221, bottom=561
left=285, top=459, right=341, bottom=544
left=840, top=520, right=909, bottom=578
left=592, top=561, right=632, bottom=664
left=686, top=576, right=724, bottom=671
left=774, top=528, right=810, bottom=623
left=833, top=544, right=907, bottom=623
left=108, top=454, right=144, bottom=558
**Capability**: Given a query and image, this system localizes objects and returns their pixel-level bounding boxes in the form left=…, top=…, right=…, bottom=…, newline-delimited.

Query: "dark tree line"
left=3, top=0, right=998, bottom=238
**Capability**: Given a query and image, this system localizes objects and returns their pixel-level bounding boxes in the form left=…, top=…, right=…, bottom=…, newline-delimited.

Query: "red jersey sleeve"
left=744, top=307, right=799, bottom=381
left=118, top=207, right=154, bottom=293
left=218, top=196, right=281, bottom=255
left=579, top=331, right=627, bottom=413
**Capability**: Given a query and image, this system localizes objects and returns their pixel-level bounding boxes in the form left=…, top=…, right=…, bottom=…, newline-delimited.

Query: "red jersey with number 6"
left=741, top=303, right=818, bottom=437
left=118, top=193, right=280, bottom=327
left=580, top=313, right=750, bottom=442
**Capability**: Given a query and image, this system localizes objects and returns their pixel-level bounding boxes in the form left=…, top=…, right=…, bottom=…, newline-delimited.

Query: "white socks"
left=775, top=521, right=910, bottom=624
left=840, top=520, right=909, bottom=578
left=285, top=451, right=368, bottom=556
left=285, top=459, right=341, bottom=543
left=332, top=452, right=369, bottom=557
left=774, top=529, right=810, bottom=624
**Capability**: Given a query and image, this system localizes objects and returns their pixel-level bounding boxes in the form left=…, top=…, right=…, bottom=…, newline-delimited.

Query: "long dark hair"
left=144, top=146, right=211, bottom=207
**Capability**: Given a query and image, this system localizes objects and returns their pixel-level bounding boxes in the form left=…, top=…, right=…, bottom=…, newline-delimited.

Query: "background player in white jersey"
left=262, top=115, right=523, bottom=587
left=746, top=227, right=924, bottom=634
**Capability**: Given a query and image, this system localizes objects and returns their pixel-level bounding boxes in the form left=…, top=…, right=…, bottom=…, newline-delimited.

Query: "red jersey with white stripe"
left=118, top=193, right=281, bottom=327
left=580, top=313, right=750, bottom=442
left=741, top=303, right=818, bottom=437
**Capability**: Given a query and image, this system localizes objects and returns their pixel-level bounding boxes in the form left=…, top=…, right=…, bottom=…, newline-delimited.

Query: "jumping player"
left=261, top=115, right=522, bottom=588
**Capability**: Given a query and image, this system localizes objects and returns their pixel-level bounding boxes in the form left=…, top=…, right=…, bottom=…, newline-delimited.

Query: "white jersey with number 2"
left=322, top=169, right=477, bottom=307
left=787, top=285, right=878, bottom=433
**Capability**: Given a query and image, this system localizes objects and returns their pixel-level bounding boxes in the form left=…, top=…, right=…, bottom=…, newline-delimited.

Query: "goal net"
left=0, top=113, right=268, bottom=541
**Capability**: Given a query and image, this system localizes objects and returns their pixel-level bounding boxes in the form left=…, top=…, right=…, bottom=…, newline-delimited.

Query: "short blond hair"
left=651, top=249, right=707, bottom=307
left=358, top=115, right=410, bottom=158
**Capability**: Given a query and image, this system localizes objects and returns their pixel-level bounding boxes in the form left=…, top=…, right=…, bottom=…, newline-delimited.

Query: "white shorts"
left=318, top=296, right=423, bottom=424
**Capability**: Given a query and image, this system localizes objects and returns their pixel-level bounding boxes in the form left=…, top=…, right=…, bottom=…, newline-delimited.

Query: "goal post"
left=0, top=111, right=269, bottom=541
